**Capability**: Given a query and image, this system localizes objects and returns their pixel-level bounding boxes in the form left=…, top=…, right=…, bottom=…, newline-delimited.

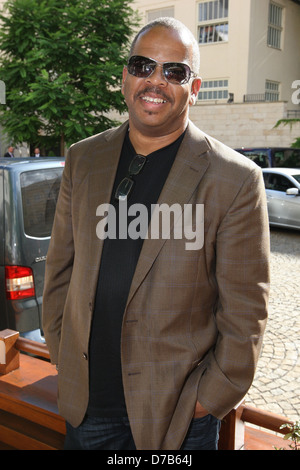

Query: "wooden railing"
left=0, top=329, right=294, bottom=450
left=15, top=336, right=51, bottom=361
left=218, top=402, right=293, bottom=450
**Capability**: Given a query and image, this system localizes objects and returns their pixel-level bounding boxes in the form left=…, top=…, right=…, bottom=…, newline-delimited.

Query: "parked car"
left=262, top=168, right=300, bottom=230
left=235, top=147, right=300, bottom=168
left=0, top=157, right=65, bottom=342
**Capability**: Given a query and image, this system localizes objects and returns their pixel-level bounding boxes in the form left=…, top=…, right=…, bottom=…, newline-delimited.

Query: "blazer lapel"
left=126, top=121, right=210, bottom=306
left=88, top=122, right=129, bottom=300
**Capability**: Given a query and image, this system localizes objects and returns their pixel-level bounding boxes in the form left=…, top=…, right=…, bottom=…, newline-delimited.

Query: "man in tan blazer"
left=43, top=18, right=270, bottom=450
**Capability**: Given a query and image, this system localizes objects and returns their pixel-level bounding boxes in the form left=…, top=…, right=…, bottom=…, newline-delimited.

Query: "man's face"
left=122, top=27, right=201, bottom=138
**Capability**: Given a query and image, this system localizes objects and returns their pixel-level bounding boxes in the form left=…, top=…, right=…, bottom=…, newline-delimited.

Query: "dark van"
left=235, top=147, right=300, bottom=168
left=0, top=158, right=64, bottom=342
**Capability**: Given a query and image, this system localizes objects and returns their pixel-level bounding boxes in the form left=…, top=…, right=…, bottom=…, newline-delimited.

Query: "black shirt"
left=88, top=130, right=185, bottom=417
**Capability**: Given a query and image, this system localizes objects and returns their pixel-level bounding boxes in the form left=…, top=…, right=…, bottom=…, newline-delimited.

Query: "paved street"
left=245, top=228, right=300, bottom=423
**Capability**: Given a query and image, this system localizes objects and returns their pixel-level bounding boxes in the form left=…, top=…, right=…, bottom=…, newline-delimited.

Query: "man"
left=32, top=148, right=40, bottom=157
left=43, top=18, right=270, bottom=450
left=4, top=146, right=14, bottom=158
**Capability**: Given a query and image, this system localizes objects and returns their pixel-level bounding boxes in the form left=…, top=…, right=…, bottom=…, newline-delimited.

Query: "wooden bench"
left=0, top=329, right=294, bottom=450
left=0, top=329, right=65, bottom=450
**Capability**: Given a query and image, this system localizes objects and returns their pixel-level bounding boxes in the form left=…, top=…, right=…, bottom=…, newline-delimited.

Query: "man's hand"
left=193, top=401, right=209, bottom=418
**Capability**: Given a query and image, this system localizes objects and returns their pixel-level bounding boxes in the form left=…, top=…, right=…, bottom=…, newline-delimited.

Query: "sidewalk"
left=245, top=228, right=300, bottom=423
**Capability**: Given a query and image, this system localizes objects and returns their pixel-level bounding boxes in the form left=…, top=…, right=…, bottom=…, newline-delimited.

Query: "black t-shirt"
left=88, top=130, right=185, bottom=417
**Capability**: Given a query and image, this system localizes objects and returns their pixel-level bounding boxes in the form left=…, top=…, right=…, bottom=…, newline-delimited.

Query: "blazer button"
left=82, top=353, right=88, bottom=360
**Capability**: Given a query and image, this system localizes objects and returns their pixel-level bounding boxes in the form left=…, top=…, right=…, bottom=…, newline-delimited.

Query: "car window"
left=264, top=173, right=296, bottom=192
left=20, top=168, right=63, bottom=237
left=292, top=174, right=300, bottom=184
left=273, top=150, right=285, bottom=166
left=240, top=150, right=270, bottom=168
left=276, top=149, right=300, bottom=168
left=263, top=172, right=272, bottom=189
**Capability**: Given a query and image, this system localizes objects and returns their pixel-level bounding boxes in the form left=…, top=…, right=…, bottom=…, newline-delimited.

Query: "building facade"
left=0, top=0, right=299, bottom=151
left=132, top=0, right=300, bottom=148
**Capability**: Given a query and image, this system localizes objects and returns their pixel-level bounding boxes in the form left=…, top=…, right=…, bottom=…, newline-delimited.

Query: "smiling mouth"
left=141, top=96, right=167, bottom=104
left=137, top=86, right=170, bottom=105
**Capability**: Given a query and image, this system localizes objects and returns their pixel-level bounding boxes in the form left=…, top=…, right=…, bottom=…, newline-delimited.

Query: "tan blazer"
left=43, top=120, right=270, bottom=450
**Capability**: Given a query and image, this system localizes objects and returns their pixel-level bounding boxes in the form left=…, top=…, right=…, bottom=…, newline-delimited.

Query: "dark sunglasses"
left=115, top=154, right=147, bottom=201
left=127, top=55, right=197, bottom=85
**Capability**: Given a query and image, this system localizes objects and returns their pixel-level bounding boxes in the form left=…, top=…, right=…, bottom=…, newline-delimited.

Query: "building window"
left=268, top=2, right=283, bottom=49
left=198, top=0, right=229, bottom=44
left=198, top=79, right=229, bottom=101
left=265, top=80, right=280, bottom=101
left=147, top=7, right=174, bottom=22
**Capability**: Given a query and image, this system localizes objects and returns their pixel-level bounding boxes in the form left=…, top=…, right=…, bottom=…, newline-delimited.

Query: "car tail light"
left=5, top=266, right=35, bottom=300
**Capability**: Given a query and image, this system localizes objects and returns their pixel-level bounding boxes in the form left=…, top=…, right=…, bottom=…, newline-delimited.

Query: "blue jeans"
left=64, top=414, right=221, bottom=450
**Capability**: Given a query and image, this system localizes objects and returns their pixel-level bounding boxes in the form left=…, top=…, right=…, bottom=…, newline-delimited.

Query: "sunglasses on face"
left=127, top=55, right=197, bottom=85
left=115, top=154, right=147, bottom=202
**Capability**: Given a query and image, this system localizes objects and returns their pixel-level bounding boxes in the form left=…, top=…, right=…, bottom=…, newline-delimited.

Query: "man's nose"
left=146, top=64, right=167, bottom=86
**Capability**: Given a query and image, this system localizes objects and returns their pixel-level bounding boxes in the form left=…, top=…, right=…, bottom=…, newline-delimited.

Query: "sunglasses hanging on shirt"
left=115, top=154, right=147, bottom=202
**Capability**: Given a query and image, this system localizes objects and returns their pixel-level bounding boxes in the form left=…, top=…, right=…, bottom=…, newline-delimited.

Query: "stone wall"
left=189, top=101, right=300, bottom=150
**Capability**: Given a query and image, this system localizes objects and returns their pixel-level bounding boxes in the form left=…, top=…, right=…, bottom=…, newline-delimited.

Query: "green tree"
left=0, top=0, right=140, bottom=155
left=275, top=119, right=300, bottom=148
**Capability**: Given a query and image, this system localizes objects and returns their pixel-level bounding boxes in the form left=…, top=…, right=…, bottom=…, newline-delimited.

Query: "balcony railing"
left=244, top=93, right=267, bottom=103
left=287, top=110, right=300, bottom=119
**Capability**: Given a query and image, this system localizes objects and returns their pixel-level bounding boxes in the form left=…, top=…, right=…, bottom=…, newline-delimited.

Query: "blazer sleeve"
left=42, top=150, right=74, bottom=364
left=197, top=166, right=270, bottom=419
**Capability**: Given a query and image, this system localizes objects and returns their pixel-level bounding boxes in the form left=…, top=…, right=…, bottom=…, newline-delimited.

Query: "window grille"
left=268, top=2, right=283, bottom=49
left=198, top=79, right=229, bottom=101
left=198, top=0, right=229, bottom=44
left=265, top=80, right=280, bottom=101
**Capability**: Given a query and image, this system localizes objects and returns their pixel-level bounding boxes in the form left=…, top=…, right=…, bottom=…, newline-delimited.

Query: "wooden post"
left=0, top=329, right=20, bottom=375
left=218, top=402, right=245, bottom=450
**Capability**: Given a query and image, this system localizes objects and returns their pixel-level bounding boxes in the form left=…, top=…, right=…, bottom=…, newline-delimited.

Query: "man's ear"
left=189, top=77, right=202, bottom=105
